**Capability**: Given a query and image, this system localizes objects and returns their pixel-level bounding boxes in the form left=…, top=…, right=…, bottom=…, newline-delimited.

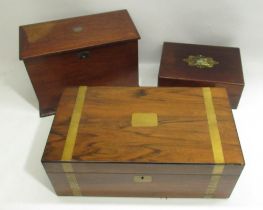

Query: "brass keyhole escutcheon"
left=134, top=175, right=152, bottom=183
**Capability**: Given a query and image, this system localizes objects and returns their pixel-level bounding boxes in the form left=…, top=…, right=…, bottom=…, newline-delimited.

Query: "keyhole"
left=77, top=51, right=90, bottom=59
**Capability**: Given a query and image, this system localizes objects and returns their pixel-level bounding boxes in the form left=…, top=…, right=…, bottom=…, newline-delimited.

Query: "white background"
left=0, top=0, right=263, bottom=209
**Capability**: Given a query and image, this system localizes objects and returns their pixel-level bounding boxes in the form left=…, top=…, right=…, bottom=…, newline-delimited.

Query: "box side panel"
left=215, top=83, right=244, bottom=109
left=158, top=78, right=243, bottom=109
left=24, top=41, right=138, bottom=117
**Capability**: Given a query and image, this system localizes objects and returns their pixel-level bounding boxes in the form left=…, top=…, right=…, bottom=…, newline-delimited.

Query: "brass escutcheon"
left=134, top=175, right=152, bottom=183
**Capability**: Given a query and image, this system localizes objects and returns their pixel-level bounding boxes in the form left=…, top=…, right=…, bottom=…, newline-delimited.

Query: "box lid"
left=42, top=87, right=244, bottom=174
left=19, top=10, right=140, bottom=60
left=159, top=42, right=244, bottom=85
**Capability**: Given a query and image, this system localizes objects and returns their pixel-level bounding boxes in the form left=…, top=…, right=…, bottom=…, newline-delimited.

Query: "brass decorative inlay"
left=61, top=87, right=87, bottom=196
left=62, top=163, right=82, bottom=196
left=204, top=165, right=224, bottom=198
left=72, top=25, right=83, bottom=33
left=203, top=88, right=225, bottom=164
left=134, top=176, right=152, bottom=183
left=131, top=113, right=158, bottom=127
left=183, top=55, right=219, bottom=69
left=61, top=86, right=87, bottom=161
left=203, top=88, right=225, bottom=198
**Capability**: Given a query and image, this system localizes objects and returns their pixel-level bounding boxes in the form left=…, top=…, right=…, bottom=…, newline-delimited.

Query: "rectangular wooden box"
left=19, top=10, right=140, bottom=117
left=42, top=86, right=244, bottom=198
left=158, top=42, right=245, bottom=109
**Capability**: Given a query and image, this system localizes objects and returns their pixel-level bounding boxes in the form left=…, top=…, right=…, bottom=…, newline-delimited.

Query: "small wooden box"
left=158, top=42, right=245, bottom=109
left=19, top=10, right=140, bottom=117
left=42, top=86, right=244, bottom=198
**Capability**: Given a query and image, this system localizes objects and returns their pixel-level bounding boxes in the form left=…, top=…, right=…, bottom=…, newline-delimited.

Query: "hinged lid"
left=42, top=87, right=244, bottom=175
left=19, top=10, right=140, bottom=60
left=159, top=42, right=244, bottom=85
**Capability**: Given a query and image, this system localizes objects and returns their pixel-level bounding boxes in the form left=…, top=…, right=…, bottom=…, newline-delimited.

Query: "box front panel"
left=24, top=41, right=138, bottom=117
left=46, top=172, right=240, bottom=198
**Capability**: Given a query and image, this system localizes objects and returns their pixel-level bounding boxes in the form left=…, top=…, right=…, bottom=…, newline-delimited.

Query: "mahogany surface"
left=19, top=10, right=140, bottom=59
left=158, top=42, right=245, bottom=109
left=19, top=10, right=140, bottom=117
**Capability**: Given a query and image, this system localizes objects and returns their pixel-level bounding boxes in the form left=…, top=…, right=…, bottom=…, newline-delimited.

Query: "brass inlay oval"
left=72, top=25, right=83, bottom=33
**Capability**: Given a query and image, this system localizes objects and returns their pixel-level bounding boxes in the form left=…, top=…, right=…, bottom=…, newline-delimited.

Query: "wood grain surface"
left=19, top=10, right=140, bottom=117
left=42, top=87, right=244, bottom=164
left=46, top=172, right=241, bottom=198
left=158, top=42, right=244, bottom=109
left=24, top=41, right=138, bottom=117
left=19, top=10, right=140, bottom=59
left=42, top=87, right=244, bottom=197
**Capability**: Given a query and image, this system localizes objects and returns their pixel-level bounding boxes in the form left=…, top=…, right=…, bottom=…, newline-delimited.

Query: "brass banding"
left=203, top=88, right=225, bottom=197
left=61, top=86, right=87, bottom=196
left=61, top=86, right=87, bottom=160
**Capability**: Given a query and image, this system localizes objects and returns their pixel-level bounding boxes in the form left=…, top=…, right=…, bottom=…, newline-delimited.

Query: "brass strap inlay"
left=61, top=86, right=87, bottom=161
left=203, top=88, right=225, bottom=164
left=204, top=165, right=224, bottom=198
left=62, top=162, right=74, bottom=173
left=61, top=87, right=86, bottom=196
left=203, top=88, right=225, bottom=198
left=63, top=163, right=82, bottom=196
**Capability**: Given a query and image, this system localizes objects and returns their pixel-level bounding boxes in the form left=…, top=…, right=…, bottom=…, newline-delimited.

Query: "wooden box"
left=19, top=10, right=140, bottom=117
left=42, top=86, right=244, bottom=198
left=158, top=42, right=245, bottom=109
